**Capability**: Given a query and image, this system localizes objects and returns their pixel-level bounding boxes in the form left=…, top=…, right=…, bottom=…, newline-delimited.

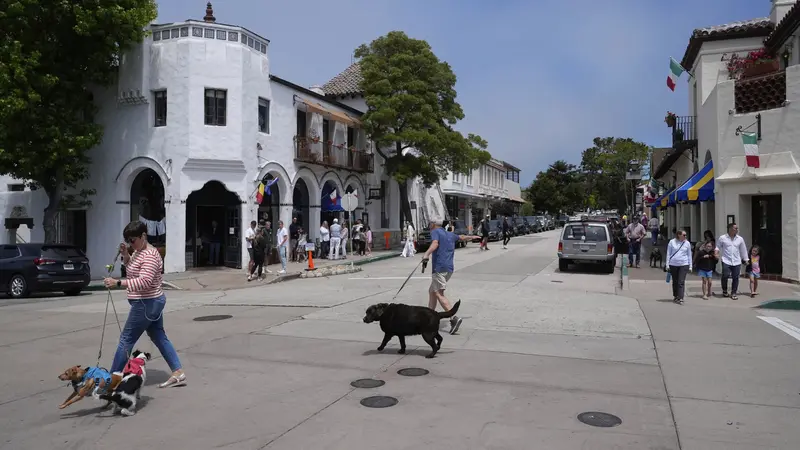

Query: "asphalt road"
left=1, top=230, right=798, bottom=449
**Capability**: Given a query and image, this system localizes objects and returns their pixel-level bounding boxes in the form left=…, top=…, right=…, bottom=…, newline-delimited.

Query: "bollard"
left=384, top=232, right=391, bottom=250
left=619, top=254, right=629, bottom=290
left=306, top=250, right=316, bottom=271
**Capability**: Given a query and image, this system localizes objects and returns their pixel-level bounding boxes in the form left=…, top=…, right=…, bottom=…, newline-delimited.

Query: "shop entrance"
left=186, top=181, right=242, bottom=269
left=751, top=195, right=782, bottom=276
left=321, top=180, right=344, bottom=225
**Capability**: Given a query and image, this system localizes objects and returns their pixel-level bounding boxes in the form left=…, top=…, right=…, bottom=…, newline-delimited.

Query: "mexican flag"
left=667, top=57, right=685, bottom=91
left=741, top=132, right=760, bottom=168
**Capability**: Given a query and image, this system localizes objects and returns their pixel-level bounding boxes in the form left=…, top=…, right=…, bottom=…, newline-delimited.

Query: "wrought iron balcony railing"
left=294, top=136, right=374, bottom=173
left=668, top=115, right=697, bottom=151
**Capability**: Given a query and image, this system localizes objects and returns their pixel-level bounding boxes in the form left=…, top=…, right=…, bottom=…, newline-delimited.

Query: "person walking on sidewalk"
left=625, top=217, right=646, bottom=268
left=480, top=215, right=491, bottom=251
left=245, top=220, right=257, bottom=275
left=502, top=216, right=511, bottom=249
left=289, top=217, right=299, bottom=262
left=649, top=214, right=660, bottom=245
left=402, top=221, right=416, bottom=257
left=421, top=218, right=474, bottom=335
left=320, top=221, right=330, bottom=259
left=747, top=245, right=761, bottom=298
left=340, top=221, right=349, bottom=259
left=694, top=230, right=717, bottom=300
left=329, top=219, right=342, bottom=260
left=248, top=227, right=268, bottom=281
left=666, top=229, right=692, bottom=304
left=276, top=220, right=289, bottom=274
left=715, top=222, right=749, bottom=300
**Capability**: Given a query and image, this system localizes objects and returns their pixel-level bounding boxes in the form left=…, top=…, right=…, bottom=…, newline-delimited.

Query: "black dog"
left=649, top=248, right=663, bottom=269
left=363, top=300, right=461, bottom=358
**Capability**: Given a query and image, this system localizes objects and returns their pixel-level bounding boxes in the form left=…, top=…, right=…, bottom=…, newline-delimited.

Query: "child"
left=693, top=239, right=717, bottom=300
left=747, top=245, right=761, bottom=298
left=296, top=228, right=307, bottom=263
left=365, top=226, right=372, bottom=256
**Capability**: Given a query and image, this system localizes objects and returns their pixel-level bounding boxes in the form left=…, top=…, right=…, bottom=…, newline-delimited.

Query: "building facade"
left=653, top=0, right=800, bottom=282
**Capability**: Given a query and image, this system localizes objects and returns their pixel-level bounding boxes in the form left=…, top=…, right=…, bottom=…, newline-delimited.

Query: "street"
left=1, top=230, right=799, bottom=449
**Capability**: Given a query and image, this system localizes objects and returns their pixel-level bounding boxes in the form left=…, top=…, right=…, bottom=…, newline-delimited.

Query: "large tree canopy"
left=0, top=0, right=158, bottom=242
left=524, top=160, right=584, bottom=215
left=355, top=31, right=490, bottom=223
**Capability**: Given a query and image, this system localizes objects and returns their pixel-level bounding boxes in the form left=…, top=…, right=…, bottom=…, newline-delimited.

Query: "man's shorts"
left=247, top=247, right=254, bottom=261
left=430, top=272, right=453, bottom=292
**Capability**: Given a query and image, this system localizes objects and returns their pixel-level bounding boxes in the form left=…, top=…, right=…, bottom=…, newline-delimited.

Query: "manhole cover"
left=350, top=379, right=385, bottom=389
left=398, top=368, right=429, bottom=377
left=193, top=315, right=233, bottom=322
left=360, top=396, right=398, bottom=408
left=577, top=411, right=622, bottom=428
left=551, top=280, right=563, bottom=283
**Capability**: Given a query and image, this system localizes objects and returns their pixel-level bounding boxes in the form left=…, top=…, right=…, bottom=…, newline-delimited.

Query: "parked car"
left=513, top=221, right=528, bottom=236
left=557, top=217, right=615, bottom=273
left=451, top=220, right=470, bottom=248
left=0, top=244, right=91, bottom=299
left=525, top=216, right=543, bottom=233
left=416, top=229, right=432, bottom=251
left=488, top=220, right=501, bottom=241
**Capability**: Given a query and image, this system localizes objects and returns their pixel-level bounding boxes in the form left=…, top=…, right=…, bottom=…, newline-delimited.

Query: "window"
left=258, top=98, right=270, bottom=133
left=296, top=110, right=307, bottom=137
left=322, top=119, right=330, bottom=144
left=466, top=172, right=473, bottom=186
left=347, top=126, right=355, bottom=148
left=0, top=245, right=20, bottom=260
left=154, top=90, right=167, bottom=127
left=8, top=184, right=24, bottom=192
left=204, top=89, right=227, bottom=126
left=453, top=172, right=460, bottom=183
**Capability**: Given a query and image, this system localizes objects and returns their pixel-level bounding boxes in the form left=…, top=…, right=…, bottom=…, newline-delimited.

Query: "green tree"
left=581, top=137, right=651, bottom=213
left=525, top=160, right=583, bottom=214
left=355, top=31, right=491, bottom=223
left=519, top=202, right=534, bottom=216
left=0, top=0, right=158, bottom=242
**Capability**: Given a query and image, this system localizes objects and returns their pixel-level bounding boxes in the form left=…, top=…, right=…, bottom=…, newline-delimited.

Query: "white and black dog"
left=99, top=350, right=150, bottom=416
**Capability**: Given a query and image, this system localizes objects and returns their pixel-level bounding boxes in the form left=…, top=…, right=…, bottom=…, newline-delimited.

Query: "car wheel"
left=8, top=274, right=29, bottom=299
left=605, top=262, right=615, bottom=274
left=558, top=260, right=569, bottom=272
left=64, top=289, right=83, bottom=296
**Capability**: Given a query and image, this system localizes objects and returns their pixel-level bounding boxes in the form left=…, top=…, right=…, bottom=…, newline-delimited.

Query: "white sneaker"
left=247, top=275, right=252, bottom=281
left=278, top=270, right=286, bottom=274
left=266, top=269, right=272, bottom=273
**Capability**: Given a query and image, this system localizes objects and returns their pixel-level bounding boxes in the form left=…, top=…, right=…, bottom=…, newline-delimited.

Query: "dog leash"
left=96, top=250, right=127, bottom=367
left=393, top=259, right=423, bottom=300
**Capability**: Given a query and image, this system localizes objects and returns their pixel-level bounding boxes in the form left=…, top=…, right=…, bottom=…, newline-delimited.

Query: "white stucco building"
left=653, top=0, right=800, bottom=282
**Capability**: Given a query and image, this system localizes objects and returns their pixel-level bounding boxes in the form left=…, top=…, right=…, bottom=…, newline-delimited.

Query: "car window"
left=563, top=224, right=608, bottom=242
left=0, top=245, right=21, bottom=260
left=41, top=245, right=85, bottom=259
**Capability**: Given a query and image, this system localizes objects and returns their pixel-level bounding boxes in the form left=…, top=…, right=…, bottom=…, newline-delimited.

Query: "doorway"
left=751, top=195, right=782, bottom=276
left=185, top=181, right=242, bottom=269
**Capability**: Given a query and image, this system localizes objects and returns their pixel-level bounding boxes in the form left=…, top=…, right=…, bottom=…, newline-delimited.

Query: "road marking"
left=347, top=277, right=429, bottom=280
left=757, top=316, right=800, bottom=341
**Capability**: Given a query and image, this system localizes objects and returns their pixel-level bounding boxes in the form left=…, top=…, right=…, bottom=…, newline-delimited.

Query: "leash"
left=95, top=250, right=126, bottom=367
left=393, top=259, right=423, bottom=300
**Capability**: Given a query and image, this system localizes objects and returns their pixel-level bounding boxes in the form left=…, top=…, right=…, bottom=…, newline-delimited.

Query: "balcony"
left=735, top=70, right=787, bottom=114
left=294, top=136, right=374, bottom=173
left=668, top=115, right=697, bottom=152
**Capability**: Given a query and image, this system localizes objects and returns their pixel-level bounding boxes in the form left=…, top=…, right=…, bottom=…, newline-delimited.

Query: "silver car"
left=557, top=218, right=615, bottom=273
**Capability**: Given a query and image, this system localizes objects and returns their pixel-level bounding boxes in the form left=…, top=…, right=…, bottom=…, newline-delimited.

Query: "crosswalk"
left=757, top=313, right=800, bottom=341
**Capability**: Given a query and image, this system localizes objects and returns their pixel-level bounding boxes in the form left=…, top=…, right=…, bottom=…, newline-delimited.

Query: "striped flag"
left=255, top=182, right=265, bottom=204
left=741, top=132, right=760, bottom=168
left=667, top=57, right=685, bottom=91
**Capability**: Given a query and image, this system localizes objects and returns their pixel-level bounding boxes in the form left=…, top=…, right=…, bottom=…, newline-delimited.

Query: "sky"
left=157, top=0, right=768, bottom=186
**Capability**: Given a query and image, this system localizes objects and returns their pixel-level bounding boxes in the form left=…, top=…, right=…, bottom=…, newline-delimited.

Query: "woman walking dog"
left=103, top=220, right=186, bottom=388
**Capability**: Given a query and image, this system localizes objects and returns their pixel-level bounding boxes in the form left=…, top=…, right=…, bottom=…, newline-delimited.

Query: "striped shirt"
left=125, top=246, right=163, bottom=299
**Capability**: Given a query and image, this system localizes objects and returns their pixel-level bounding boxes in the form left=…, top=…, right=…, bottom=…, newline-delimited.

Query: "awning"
left=675, top=160, right=714, bottom=203
left=297, top=97, right=330, bottom=115
left=328, top=110, right=355, bottom=126
left=507, top=196, right=526, bottom=203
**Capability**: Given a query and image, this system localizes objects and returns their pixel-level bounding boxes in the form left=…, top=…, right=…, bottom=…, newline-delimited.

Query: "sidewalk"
left=86, top=249, right=400, bottom=292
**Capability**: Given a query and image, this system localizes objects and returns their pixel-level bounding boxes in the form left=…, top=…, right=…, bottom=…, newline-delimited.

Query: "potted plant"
left=664, top=111, right=677, bottom=127
left=727, top=48, right=779, bottom=80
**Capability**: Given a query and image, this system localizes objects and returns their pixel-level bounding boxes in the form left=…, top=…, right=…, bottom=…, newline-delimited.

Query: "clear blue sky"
left=156, top=0, right=767, bottom=186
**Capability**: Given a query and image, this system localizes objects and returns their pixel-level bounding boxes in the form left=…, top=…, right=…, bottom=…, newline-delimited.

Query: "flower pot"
left=665, top=117, right=676, bottom=128
left=742, top=59, right=779, bottom=79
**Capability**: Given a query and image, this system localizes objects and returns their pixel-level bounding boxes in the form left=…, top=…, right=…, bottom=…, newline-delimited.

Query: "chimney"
left=771, top=0, right=795, bottom=24
left=203, top=2, right=216, bottom=23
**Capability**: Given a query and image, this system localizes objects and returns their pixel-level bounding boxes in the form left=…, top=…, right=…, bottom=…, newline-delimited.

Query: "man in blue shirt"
left=421, top=218, right=476, bottom=335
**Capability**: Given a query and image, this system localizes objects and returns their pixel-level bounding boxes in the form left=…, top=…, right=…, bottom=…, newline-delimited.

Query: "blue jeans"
left=279, top=246, right=287, bottom=271
left=651, top=230, right=659, bottom=246
left=628, top=240, right=641, bottom=265
left=111, top=295, right=181, bottom=373
left=209, top=242, right=221, bottom=265
left=721, top=264, right=741, bottom=295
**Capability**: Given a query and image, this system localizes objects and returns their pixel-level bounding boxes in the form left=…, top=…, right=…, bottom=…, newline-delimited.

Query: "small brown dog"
left=58, top=365, right=122, bottom=409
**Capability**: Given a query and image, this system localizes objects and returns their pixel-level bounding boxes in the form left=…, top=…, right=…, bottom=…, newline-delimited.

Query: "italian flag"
left=667, top=57, right=685, bottom=91
left=741, top=132, right=760, bottom=168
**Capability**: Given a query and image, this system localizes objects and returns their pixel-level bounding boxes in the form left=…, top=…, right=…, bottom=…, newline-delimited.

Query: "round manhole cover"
left=577, top=411, right=622, bottom=428
left=360, top=396, right=398, bottom=408
left=397, top=368, right=429, bottom=377
left=350, top=379, right=385, bottom=389
left=193, top=315, right=233, bottom=322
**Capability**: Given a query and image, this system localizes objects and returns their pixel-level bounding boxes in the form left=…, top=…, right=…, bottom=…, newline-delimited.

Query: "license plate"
left=63, top=264, right=74, bottom=270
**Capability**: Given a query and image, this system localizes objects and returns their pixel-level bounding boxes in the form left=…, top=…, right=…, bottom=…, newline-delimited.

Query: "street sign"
left=305, top=242, right=315, bottom=251
left=342, top=193, right=358, bottom=212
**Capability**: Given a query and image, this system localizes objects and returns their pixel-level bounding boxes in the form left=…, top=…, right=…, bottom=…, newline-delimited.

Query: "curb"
left=85, top=281, right=182, bottom=292
left=266, top=273, right=302, bottom=284
left=351, top=252, right=400, bottom=266
left=755, top=299, right=800, bottom=310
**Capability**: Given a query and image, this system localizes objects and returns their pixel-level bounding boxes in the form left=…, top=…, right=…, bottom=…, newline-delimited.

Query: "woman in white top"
left=402, top=221, right=416, bottom=257
left=340, top=222, right=349, bottom=259
left=319, top=221, right=330, bottom=259
left=666, top=229, right=693, bottom=304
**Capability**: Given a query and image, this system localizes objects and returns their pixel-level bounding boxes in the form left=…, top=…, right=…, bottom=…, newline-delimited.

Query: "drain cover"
left=360, top=396, right=398, bottom=408
left=551, top=280, right=563, bottom=283
left=193, top=314, right=233, bottom=322
left=397, top=368, right=429, bottom=377
left=350, top=379, right=385, bottom=389
left=577, top=412, right=622, bottom=428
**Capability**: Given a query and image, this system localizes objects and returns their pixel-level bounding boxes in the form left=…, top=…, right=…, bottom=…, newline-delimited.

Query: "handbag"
left=665, top=240, right=687, bottom=282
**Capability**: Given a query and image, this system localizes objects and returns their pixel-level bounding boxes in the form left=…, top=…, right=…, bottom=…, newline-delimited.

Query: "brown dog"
left=58, top=365, right=122, bottom=409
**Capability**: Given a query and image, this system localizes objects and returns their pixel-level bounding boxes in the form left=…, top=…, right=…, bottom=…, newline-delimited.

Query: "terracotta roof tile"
left=680, top=18, right=774, bottom=69
left=735, top=71, right=787, bottom=114
left=766, top=1, right=800, bottom=52
left=322, top=62, right=363, bottom=97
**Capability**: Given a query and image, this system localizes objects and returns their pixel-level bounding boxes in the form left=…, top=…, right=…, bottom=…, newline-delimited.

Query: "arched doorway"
left=186, top=180, right=241, bottom=269
left=293, top=179, right=310, bottom=233
left=257, top=173, right=280, bottom=228
left=130, top=169, right=166, bottom=268
left=321, top=180, right=343, bottom=226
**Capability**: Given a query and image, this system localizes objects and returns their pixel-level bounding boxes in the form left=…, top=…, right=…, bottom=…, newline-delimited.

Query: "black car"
left=450, top=220, right=470, bottom=248
left=488, top=220, right=502, bottom=241
left=0, top=244, right=91, bottom=298
left=416, top=229, right=432, bottom=251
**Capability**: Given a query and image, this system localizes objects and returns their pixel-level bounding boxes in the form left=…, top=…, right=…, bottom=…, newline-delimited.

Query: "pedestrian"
left=262, top=221, right=273, bottom=273
left=248, top=227, right=267, bottom=281
left=289, top=217, right=299, bottom=262
left=353, top=219, right=365, bottom=256
left=694, top=230, right=717, bottom=300
left=245, top=220, right=257, bottom=276
left=320, top=221, right=330, bottom=259
left=625, top=217, right=646, bottom=268
left=640, top=213, right=649, bottom=230
left=666, top=229, right=692, bottom=304
left=714, top=222, right=749, bottom=300
left=103, top=220, right=185, bottom=388
left=276, top=220, right=289, bottom=274
left=502, top=216, right=511, bottom=249
left=420, top=217, right=475, bottom=335
left=747, top=245, right=761, bottom=298
left=296, top=227, right=307, bottom=263
left=365, top=225, right=373, bottom=256
left=649, top=214, right=660, bottom=246
left=329, top=219, right=341, bottom=260
left=480, top=214, right=490, bottom=250
left=402, top=221, right=416, bottom=257
left=340, top=221, right=349, bottom=259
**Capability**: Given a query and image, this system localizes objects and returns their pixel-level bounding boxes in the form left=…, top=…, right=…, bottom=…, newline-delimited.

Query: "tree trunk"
left=42, top=171, right=65, bottom=244
left=397, top=178, right=414, bottom=231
